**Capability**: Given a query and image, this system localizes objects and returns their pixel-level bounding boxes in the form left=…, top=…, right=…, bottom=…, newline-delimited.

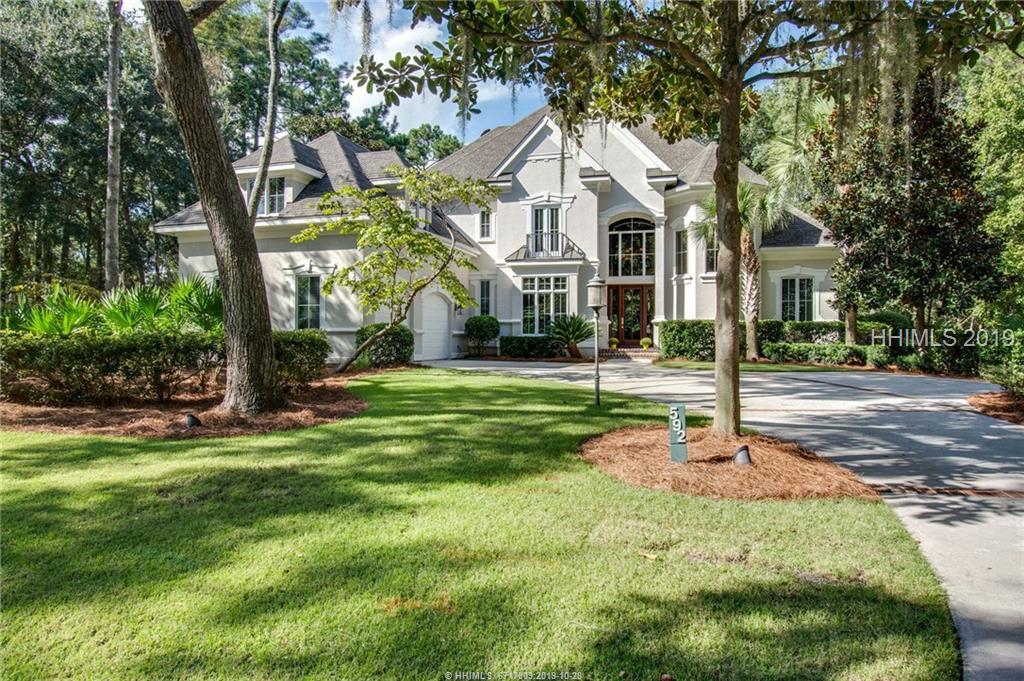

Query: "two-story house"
left=155, top=106, right=839, bottom=361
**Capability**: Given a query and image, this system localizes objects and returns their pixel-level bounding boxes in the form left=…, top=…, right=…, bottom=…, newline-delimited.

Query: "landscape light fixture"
left=734, top=445, right=751, bottom=466
left=586, top=275, right=606, bottom=406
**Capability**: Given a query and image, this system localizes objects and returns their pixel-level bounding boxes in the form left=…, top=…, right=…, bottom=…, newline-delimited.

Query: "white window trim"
left=519, top=193, right=575, bottom=237
left=282, top=261, right=337, bottom=330
left=477, top=279, right=495, bottom=316
left=768, top=265, right=827, bottom=321
left=294, top=274, right=324, bottom=330
left=608, top=216, right=657, bottom=278
left=247, top=176, right=287, bottom=218
left=478, top=209, right=494, bottom=243
left=519, top=275, right=570, bottom=336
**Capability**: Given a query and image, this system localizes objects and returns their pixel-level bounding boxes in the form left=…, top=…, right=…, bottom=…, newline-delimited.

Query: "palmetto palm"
left=695, top=182, right=786, bottom=360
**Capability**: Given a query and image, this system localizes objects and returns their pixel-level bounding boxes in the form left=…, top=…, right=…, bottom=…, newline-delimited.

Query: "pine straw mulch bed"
left=580, top=424, right=877, bottom=501
left=0, top=373, right=372, bottom=440
left=968, top=391, right=1024, bottom=426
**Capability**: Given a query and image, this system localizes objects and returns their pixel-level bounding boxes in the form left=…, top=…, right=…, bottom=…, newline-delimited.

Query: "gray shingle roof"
left=428, top=208, right=475, bottom=249
left=430, top=107, right=551, bottom=180
left=155, top=132, right=409, bottom=227
left=232, top=136, right=324, bottom=171
left=761, top=207, right=833, bottom=248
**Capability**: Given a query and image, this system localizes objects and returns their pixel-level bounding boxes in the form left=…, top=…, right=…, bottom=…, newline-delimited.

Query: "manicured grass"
left=2, top=369, right=956, bottom=680
left=655, top=358, right=862, bottom=372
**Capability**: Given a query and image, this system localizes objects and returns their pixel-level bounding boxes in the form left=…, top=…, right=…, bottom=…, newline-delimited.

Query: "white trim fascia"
left=767, top=265, right=827, bottom=321
left=759, top=244, right=839, bottom=256
left=505, top=259, right=584, bottom=270
left=369, top=177, right=401, bottom=187
left=663, top=182, right=714, bottom=206
left=154, top=213, right=334, bottom=235
left=234, top=162, right=325, bottom=179
left=608, top=123, right=672, bottom=173
left=493, top=116, right=606, bottom=177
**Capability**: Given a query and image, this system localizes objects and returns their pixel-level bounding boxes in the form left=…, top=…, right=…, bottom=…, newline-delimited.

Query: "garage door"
left=420, top=292, right=450, bottom=360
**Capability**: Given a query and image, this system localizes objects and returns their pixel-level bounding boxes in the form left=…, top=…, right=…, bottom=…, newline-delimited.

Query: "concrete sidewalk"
left=427, top=359, right=1024, bottom=681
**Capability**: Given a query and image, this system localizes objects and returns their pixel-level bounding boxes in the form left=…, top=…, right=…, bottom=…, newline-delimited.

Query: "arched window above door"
left=609, top=217, right=655, bottom=276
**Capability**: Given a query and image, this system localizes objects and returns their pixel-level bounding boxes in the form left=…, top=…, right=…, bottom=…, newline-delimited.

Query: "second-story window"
left=609, top=217, right=655, bottom=276
left=480, top=209, right=492, bottom=239
left=531, top=206, right=560, bottom=253
left=248, top=177, right=285, bottom=216
left=267, top=177, right=285, bottom=214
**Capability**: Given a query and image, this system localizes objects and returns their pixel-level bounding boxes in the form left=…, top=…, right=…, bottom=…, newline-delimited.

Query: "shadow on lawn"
left=2, top=372, right=667, bottom=610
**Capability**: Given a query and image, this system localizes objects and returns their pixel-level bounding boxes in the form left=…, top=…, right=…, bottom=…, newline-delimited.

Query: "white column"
left=653, top=215, right=669, bottom=343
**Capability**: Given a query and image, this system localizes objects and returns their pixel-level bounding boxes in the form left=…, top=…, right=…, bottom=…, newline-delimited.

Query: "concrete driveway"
left=427, top=359, right=1024, bottom=681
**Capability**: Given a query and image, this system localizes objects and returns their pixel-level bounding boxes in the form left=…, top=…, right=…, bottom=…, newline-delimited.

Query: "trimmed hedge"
left=499, top=335, right=565, bottom=358
left=0, top=329, right=329, bottom=404
left=782, top=320, right=889, bottom=344
left=273, top=330, right=331, bottom=386
left=355, top=323, right=415, bottom=367
left=762, top=342, right=867, bottom=366
left=658, top=319, right=867, bottom=361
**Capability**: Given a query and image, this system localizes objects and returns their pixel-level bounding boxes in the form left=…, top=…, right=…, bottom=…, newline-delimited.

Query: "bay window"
left=521, top=276, right=567, bottom=334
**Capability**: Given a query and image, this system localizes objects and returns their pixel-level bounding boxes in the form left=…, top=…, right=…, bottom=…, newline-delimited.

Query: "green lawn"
left=655, top=358, right=862, bottom=372
left=2, top=369, right=956, bottom=680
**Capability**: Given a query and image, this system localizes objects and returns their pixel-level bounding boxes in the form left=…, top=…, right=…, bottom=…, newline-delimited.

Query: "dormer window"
left=247, top=176, right=286, bottom=216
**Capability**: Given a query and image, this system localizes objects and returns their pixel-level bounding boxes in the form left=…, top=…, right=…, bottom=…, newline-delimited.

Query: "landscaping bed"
left=0, top=374, right=367, bottom=439
left=580, top=424, right=877, bottom=500
left=968, top=391, right=1024, bottom=426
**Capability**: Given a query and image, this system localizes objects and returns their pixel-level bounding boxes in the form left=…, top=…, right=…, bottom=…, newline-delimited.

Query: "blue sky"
left=124, top=0, right=544, bottom=142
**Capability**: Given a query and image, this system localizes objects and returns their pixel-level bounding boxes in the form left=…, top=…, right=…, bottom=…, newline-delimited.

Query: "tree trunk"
left=740, top=229, right=760, bottom=361
left=104, top=0, right=123, bottom=292
left=845, top=305, right=858, bottom=346
left=712, top=1, right=742, bottom=436
left=144, top=0, right=284, bottom=413
left=246, top=0, right=289, bottom=223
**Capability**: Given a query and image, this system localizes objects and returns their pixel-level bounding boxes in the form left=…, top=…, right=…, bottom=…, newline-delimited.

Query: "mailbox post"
left=669, top=402, right=688, bottom=462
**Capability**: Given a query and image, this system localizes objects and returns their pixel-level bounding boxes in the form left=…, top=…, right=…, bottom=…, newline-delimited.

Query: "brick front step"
left=599, top=347, right=660, bottom=361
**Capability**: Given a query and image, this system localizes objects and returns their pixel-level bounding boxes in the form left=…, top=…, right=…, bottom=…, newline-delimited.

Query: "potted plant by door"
left=640, top=337, right=653, bottom=350
left=609, top=337, right=620, bottom=351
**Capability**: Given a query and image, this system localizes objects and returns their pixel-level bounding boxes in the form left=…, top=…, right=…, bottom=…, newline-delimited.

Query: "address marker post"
left=669, top=403, right=687, bottom=463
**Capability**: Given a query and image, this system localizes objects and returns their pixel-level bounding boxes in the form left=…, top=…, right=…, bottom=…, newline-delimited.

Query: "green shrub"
left=861, top=309, right=914, bottom=331
left=754, top=319, right=785, bottom=345
left=781, top=320, right=889, bottom=344
left=273, top=330, right=330, bottom=386
left=499, top=335, right=564, bottom=358
left=865, top=344, right=893, bottom=368
left=762, top=342, right=866, bottom=366
left=926, top=331, right=982, bottom=376
left=982, top=330, right=1024, bottom=395
left=0, top=330, right=223, bottom=404
left=355, top=323, right=415, bottom=367
left=895, top=353, right=924, bottom=372
left=659, top=320, right=716, bottom=361
left=546, top=314, right=594, bottom=358
left=464, top=315, right=500, bottom=355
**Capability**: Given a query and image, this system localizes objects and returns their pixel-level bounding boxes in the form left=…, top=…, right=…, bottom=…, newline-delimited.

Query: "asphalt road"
left=427, top=359, right=1024, bottom=681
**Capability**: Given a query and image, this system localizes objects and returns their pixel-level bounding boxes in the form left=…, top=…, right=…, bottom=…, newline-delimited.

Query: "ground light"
left=587, top=275, right=606, bottom=406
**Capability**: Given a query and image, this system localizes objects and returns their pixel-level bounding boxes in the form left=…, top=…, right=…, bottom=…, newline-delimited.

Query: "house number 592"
left=668, top=403, right=688, bottom=463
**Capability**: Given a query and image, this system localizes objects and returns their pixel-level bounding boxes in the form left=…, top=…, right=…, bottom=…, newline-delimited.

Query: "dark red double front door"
left=608, top=284, right=654, bottom=346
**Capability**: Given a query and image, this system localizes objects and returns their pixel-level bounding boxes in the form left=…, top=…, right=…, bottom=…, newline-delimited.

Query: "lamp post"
left=587, top=276, right=606, bottom=406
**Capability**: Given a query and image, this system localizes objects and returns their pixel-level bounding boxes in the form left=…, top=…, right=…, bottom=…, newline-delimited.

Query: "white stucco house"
left=156, top=106, right=839, bottom=361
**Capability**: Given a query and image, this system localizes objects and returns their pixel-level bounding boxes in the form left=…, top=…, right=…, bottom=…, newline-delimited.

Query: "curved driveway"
left=427, top=359, right=1024, bottom=681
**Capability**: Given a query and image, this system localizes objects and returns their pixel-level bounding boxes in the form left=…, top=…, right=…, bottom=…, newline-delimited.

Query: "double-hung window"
left=248, top=176, right=285, bottom=216
left=522, top=276, right=567, bottom=334
left=478, top=280, right=492, bottom=316
left=296, top=275, right=321, bottom=329
left=674, top=229, right=688, bottom=275
left=781, top=277, right=814, bottom=321
left=480, top=210, right=492, bottom=239
left=705, top=230, right=719, bottom=273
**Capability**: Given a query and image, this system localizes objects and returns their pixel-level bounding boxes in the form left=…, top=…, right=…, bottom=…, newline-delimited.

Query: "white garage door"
left=420, top=293, right=450, bottom=360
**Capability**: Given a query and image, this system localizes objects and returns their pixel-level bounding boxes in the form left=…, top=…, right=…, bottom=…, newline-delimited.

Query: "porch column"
left=653, top=215, right=669, bottom=343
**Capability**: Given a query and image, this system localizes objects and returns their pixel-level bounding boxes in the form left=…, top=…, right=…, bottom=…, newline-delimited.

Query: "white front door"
left=420, top=292, right=450, bottom=360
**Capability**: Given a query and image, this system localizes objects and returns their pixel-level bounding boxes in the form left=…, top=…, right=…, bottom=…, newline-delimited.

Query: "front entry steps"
left=600, top=347, right=660, bottom=362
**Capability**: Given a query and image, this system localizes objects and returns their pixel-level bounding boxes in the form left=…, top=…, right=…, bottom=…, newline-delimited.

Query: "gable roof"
left=155, top=132, right=409, bottom=228
left=431, top=106, right=766, bottom=187
left=761, top=207, right=833, bottom=248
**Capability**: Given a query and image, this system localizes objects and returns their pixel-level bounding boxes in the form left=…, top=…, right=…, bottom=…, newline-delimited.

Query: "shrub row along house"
left=156, top=107, right=839, bottom=361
